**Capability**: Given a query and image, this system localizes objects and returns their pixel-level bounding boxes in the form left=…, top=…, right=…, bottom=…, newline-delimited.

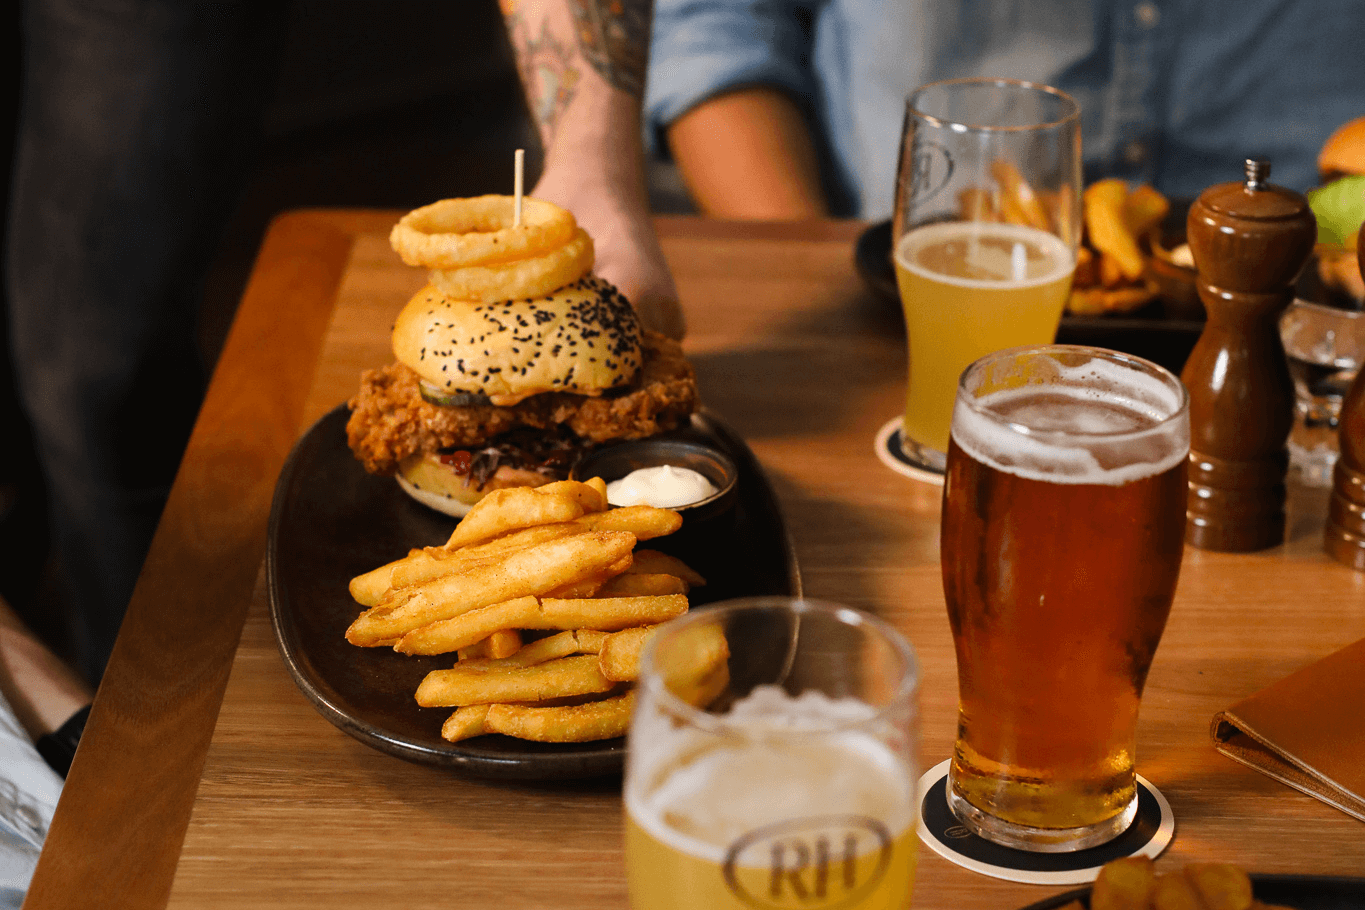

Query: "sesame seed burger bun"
left=391, top=277, right=644, bottom=407
left=1319, top=116, right=1365, bottom=181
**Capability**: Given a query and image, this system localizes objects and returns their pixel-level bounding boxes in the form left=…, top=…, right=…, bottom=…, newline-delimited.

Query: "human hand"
left=533, top=171, right=685, bottom=340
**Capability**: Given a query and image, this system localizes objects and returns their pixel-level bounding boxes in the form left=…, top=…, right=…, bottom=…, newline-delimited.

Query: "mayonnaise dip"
left=606, top=465, right=719, bottom=509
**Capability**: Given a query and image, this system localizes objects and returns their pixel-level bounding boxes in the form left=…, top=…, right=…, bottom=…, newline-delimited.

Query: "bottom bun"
left=396, top=453, right=562, bottom=518
left=395, top=472, right=481, bottom=518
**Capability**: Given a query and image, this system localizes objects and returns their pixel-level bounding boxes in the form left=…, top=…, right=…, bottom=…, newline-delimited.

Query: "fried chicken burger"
left=345, top=196, right=697, bottom=517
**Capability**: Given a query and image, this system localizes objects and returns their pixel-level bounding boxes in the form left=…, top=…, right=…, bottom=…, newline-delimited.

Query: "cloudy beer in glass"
left=624, top=599, right=920, bottom=910
left=896, top=221, right=1074, bottom=456
left=940, top=345, right=1189, bottom=852
left=893, top=78, right=1081, bottom=473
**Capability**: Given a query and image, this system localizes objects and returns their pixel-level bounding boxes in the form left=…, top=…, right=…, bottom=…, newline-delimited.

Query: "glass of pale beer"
left=893, top=78, right=1081, bottom=475
left=624, top=598, right=920, bottom=910
left=940, top=344, right=1189, bottom=852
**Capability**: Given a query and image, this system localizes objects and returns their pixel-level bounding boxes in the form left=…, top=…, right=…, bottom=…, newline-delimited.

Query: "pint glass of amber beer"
left=941, top=345, right=1189, bottom=852
left=624, top=598, right=920, bottom=910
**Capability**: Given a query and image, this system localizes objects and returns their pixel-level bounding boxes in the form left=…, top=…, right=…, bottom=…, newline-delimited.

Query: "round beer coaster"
left=915, top=760, right=1174, bottom=885
left=875, top=417, right=944, bottom=485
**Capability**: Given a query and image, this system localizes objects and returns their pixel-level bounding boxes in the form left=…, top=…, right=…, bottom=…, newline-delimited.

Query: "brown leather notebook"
left=1211, top=636, right=1365, bottom=822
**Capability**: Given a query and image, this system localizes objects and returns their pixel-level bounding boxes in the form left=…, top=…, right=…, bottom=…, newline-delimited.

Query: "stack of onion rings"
left=389, top=195, right=593, bottom=302
left=430, top=228, right=595, bottom=301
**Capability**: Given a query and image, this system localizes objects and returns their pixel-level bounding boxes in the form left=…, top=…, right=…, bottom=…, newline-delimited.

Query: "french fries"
left=959, top=164, right=1172, bottom=316
left=345, top=478, right=718, bottom=744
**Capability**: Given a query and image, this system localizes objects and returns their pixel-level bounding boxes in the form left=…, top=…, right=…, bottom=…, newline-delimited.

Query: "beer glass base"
left=945, top=779, right=1137, bottom=853
left=899, top=432, right=946, bottom=475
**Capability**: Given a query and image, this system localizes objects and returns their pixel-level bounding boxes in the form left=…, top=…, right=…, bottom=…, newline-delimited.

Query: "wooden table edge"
left=25, top=209, right=379, bottom=910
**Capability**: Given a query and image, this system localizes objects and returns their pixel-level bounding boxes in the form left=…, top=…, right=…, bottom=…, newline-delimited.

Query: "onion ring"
left=429, top=228, right=595, bottom=302
left=390, top=195, right=577, bottom=270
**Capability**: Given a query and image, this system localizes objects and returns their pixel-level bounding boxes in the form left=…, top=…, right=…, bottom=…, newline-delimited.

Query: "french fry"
left=1053, top=183, right=1078, bottom=245
left=441, top=705, right=491, bottom=742
left=458, top=629, right=607, bottom=670
left=576, top=504, right=683, bottom=540
left=957, top=186, right=999, bottom=222
left=483, top=690, right=636, bottom=742
left=662, top=623, right=731, bottom=707
left=416, top=653, right=614, bottom=707
left=542, top=555, right=632, bottom=598
left=394, top=593, right=688, bottom=655
left=628, top=550, right=706, bottom=587
left=346, top=530, right=637, bottom=646
left=596, top=573, right=689, bottom=597
left=1092, top=856, right=1157, bottom=910
left=598, top=624, right=659, bottom=682
left=534, top=478, right=608, bottom=514
left=457, top=628, right=523, bottom=661
left=1084, top=178, right=1146, bottom=281
left=538, top=594, right=688, bottom=631
left=396, top=596, right=542, bottom=655
left=349, top=522, right=582, bottom=606
left=992, top=160, right=1051, bottom=231
left=444, top=486, right=590, bottom=550
left=349, top=548, right=446, bottom=606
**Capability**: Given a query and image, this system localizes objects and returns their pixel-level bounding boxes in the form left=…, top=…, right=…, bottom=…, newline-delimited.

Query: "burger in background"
left=346, top=196, right=698, bottom=517
left=1309, top=116, right=1365, bottom=306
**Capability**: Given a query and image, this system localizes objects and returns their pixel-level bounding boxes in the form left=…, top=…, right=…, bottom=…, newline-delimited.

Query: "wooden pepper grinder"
left=1324, top=239, right=1365, bottom=569
left=1181, top=158, right=1316, bottom=551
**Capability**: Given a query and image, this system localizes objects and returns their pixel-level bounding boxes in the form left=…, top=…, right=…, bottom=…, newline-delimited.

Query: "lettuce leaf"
left=1307, top=175, right=1365, bottom=247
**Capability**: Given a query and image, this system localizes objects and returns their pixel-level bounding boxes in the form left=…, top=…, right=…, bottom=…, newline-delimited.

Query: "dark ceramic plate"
left=1017, top=874, right=1365, bottom=910
left=853, top=219, right=1205, bottom=376
left=266, top=405, right=801, bottom=779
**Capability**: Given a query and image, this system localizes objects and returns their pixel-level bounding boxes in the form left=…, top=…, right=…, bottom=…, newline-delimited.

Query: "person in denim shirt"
left=645, top=0, right=1365, bottom=219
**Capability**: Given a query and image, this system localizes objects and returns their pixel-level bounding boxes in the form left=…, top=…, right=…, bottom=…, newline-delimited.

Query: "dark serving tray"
left=1017, top=874, right=1365, bottom=910
left=266, top=405, right=801, bottom=779
left=854, top=219, right=1204, bottom=376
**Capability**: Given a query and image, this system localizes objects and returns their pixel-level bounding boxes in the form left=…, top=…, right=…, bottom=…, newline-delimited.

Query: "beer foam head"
left=894, top=220, right=1074, bottom=288
left=950, top=349, right=1189, bottom=485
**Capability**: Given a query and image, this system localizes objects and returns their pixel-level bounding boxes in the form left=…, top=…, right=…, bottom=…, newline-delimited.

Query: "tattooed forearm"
left=504, top=7, right=582, bottom=140
left=569, top=0, right=651, bottom=97
left=501, top=0, right=653, bottom=144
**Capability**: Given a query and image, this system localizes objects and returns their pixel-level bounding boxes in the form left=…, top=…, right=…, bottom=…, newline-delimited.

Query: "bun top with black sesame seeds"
left=390, top=276, right=645, bottom=406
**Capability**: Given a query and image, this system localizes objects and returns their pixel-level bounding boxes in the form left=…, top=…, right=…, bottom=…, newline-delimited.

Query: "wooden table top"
left=25, top=211, right=1365, bottom=910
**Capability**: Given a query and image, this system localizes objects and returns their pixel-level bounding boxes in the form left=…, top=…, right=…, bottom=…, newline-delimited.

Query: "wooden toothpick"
left=513, top=148, right=525, bottom=228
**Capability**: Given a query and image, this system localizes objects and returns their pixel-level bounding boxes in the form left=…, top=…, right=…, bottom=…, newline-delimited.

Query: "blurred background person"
left=5, top=1, right=291, bottom=684
left=644, top=0, right=1365, bottom=220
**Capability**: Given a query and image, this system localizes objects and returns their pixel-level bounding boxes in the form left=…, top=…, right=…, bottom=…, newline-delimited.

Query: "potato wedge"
left=1084, top=178, right=1146, bottom=281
